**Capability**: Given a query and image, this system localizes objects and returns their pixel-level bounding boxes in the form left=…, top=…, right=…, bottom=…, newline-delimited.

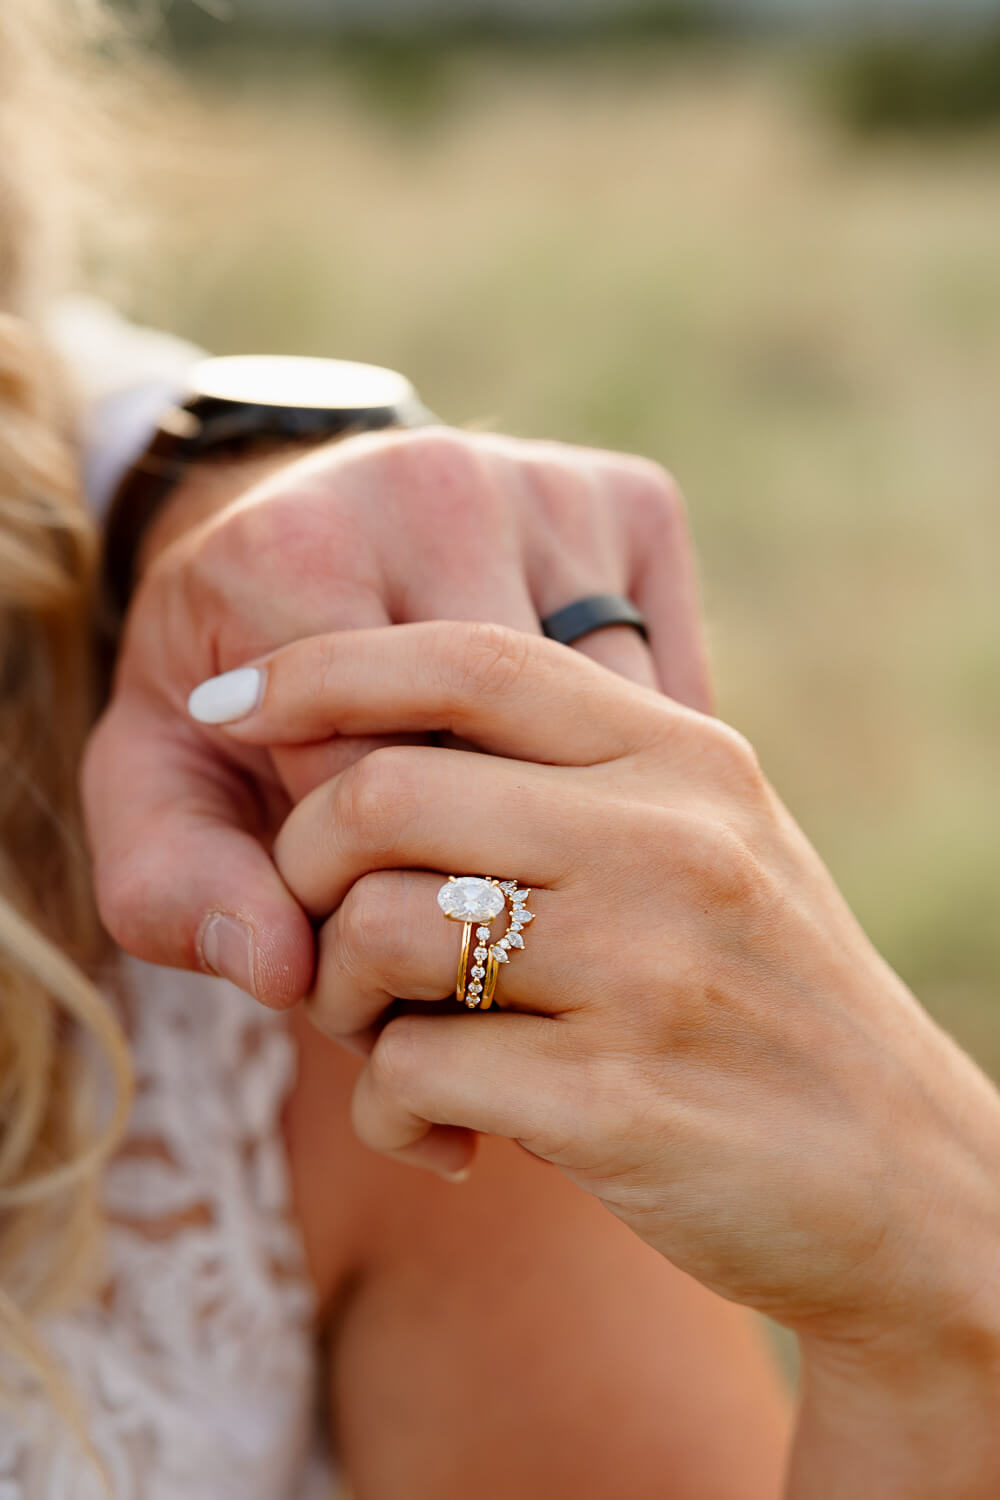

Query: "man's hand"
left=83, top=427, right=709, bottom=1005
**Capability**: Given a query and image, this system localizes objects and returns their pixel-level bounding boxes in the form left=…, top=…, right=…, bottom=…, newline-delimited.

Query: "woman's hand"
left=191, top=621, right=1000, bottom=1495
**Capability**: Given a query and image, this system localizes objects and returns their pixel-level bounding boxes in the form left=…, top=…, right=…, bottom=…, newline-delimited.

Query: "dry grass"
left=130, top=50, right=1000, bottom=1073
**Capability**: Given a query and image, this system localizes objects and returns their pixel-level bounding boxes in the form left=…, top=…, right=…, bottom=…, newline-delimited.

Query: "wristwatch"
left=99, top=353, right=434, bottom=628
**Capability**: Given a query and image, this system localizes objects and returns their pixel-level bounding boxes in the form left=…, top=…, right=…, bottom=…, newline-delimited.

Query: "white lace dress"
left=0, top=303, right=326, bottom=1495
left=0, top=960, right=321, bottom=1499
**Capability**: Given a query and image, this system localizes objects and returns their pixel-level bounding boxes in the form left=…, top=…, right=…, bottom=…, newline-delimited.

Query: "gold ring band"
left=455, top=922, right=475, bottom=1005
left=481, top=949, right=502, bottom=1010
left=437, top=876, right=534, bottom=1011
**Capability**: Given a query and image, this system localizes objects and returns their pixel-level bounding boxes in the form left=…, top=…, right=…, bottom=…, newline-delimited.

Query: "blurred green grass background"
left=125, top=27, right=1000, bottom=1075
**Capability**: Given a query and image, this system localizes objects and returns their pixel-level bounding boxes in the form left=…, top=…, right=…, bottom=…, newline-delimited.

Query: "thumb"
left=83, top=698, right=315, bottom=1008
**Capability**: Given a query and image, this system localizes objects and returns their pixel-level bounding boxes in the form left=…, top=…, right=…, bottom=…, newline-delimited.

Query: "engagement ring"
left=437, top=876, right=534, bottom=1009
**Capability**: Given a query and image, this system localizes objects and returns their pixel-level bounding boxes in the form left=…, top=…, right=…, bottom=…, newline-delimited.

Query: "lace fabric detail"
left=0, top=958, right=318, bottom=1499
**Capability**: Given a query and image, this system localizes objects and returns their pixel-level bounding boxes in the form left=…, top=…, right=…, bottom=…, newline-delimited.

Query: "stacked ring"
left=437, top=876, right=534, bottom=1010
left=455, top=921, right=477, bottom=1004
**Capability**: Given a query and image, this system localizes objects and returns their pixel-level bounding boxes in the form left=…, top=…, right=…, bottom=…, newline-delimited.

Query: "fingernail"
left=199, top=912, right=256, bottom=996
left=188, top=667, right=264, bottom=725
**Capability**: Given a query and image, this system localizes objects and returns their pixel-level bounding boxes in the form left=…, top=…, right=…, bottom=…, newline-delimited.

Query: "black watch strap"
left=99, top=376, right=435, bottom=637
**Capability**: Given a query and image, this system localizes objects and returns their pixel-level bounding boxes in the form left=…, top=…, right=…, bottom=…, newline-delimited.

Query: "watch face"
left=189, top=354, right=417, bottom=413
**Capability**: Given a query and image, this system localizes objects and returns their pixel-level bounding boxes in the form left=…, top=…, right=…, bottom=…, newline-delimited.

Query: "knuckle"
left=331, top=746, right=425, bottom=861
left=376, top=428, right=491, bottom=518
left=450, top=620, right=534, bottom=702
left=403, top=426, right=473, bottom=469
left=290, top=635, right=347, bottom=716
left=91, top=846, right=171, bottom=961
left=701, top=720, right=767, bottom=798
left=676, top=813, right=770, bottom=913
left=183, top=487, right=359, bottom=629
left=713, top=829, right=769, bottom=910
left=631, top=457, right=685, bottom=516
left=367, top=1016, right=424, bottom=1107
left=613, top=457, right=687, bottom=541
left=335, top=872, right=408, bottom=979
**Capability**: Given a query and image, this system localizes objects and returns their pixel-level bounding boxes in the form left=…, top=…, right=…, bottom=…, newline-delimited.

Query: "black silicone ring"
left=541, top=594, right=649, bottom=647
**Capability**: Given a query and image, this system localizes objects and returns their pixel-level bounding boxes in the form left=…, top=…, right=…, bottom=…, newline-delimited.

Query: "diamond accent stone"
left=437, top=877, right=505, bottom=923
left=500, top=881, right=518, bottom=894
left=476, top=926, right=492, bottom=941
left=490, top=946, right=509, bottom=964
left=498, top=937, right=511, bottom=950
left=507, top=932, right=524, bottom=949
left=513, top=889, right=531, bottom=903
left=510, top=920, right=522, bottom=933
left=468, top=982, right=482, bottom=994
left=474, top=947, right=488, bottom=961
left=516, top=910, right=534, bottom=924
left=471, top=965, right=485, bottom=980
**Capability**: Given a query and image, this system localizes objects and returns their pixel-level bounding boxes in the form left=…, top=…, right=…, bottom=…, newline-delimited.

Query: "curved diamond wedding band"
left=437, top=876, right=534, bottom=1009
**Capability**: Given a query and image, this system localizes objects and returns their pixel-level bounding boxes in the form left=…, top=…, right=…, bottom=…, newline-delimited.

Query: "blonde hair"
left=0, top=0, right=133, bottom=1448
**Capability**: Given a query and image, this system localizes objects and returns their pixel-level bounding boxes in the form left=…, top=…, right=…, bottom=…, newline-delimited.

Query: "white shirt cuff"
left=45, top=295, right=205, bottom=519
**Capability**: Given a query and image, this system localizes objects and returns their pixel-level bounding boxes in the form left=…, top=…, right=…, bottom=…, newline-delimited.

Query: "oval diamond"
left=437, top=877, right=506, bottom=924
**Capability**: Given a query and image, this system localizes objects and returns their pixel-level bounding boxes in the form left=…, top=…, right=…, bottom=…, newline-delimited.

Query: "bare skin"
left=195, top=620, right=1000, bottom=1498
left=84, top=427, right=708, bottom=1002
left=289, top=1017, right=790, bottom=1499
left=88, top=435, right=791, bottom=1494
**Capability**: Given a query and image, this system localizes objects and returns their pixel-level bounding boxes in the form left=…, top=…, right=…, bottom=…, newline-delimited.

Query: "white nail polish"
left=188, top=667, right=263, bottom=725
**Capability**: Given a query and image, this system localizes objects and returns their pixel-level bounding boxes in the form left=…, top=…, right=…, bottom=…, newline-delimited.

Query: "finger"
left=379, top=1123, right=481, bottom=1182
left=308, top=870, right=561, bottom=1042
left=340, top=426, right=539, bottom=635
left=376, top=518, right=546, bottom=760
left=230, top=572, right=419, bottom=806
left=82, top=697, right=315, bottom=1007
left=352, top=1010, right=575, bottom=1160
left=188, top=620, right=671, bottom=766
left=379, top=429, right=659, bottom=689
left=385, top=472, right=542, bottom=637
left=568, top=624, right=659, bottom=689
left=626, top=468, right=713, bottom=713
left=515, top=440, right=710, bottom=708
left=491, top=438, right=660, bottom=689
left=271, top=732, right=429, bottom=807
left=272, top=745, right=566, bottom=917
